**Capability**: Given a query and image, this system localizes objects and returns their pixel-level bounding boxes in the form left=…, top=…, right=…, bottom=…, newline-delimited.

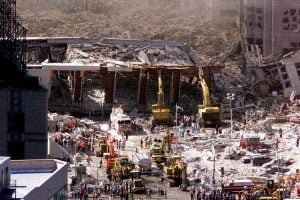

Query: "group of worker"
left=140, top=136, right=153, bottom=148
left=103, top=179, right=137, bottom=200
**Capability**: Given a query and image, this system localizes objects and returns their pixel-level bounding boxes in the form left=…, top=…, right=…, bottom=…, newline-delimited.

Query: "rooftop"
left=0, top=157, right=10, bottom=166
left=10, top=159, right=67, bottom=199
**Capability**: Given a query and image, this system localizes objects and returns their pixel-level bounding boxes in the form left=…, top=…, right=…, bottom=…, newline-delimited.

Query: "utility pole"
left=212, top=144, right=216, bottom=187
left=277, top=138, right=280, bottom=200
left=175, top=104, right=183, bottom=136
left=226, top=93, right=235, bottom=142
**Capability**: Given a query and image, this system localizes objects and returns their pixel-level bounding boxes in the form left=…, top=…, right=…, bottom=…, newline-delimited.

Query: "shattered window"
left=291, top=41, right=298, bottom=48
left=295, top=63, right=300, bottom=69
left=256, top=39, right=263, bottom=46
left=285, top=81, right=291, bottom=88
left=295, top=63, right=300, bottom=77
left=282, top=73, right=289, bottom=80
left=290, top=41, right=300, bottom=48
left=256, top=22, right=263, bottom=29
left=282, top=8, right=300, bottom=31
left=248, top=22, right=254, bottom=28
left=293, top=16, right=298, bottom=22
left=247, top=38, right=254, bottom=44
left=283, top=17, right=289, bottom=23
left=280, top=66, right=286, bottom=73
left=290, top=9, right=297, bottom=16
left=256, top=8, right=263, bottom=14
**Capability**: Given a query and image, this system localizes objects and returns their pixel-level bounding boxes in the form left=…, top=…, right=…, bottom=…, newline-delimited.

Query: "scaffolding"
left=0, top=0, right=27, bottom=72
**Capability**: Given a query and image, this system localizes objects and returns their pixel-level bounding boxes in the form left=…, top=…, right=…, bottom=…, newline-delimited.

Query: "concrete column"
left=113, top=72, right=117, bottom=105
left=139, top=70, right=148, bottom=105
left=73, top=71, right=84, bottom=102
left=170, top=71, right=174, bottom=105
left=104, top=72, right=115, bottom=104
left=174, top=70, right=181, bottom=104
left=145, top=71, right=150, bottom=105
left=137, top=69, right=142, bottom=104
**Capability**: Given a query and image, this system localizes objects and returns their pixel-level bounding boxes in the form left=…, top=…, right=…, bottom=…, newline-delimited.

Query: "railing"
left=0, top=0, right=27, bottom=71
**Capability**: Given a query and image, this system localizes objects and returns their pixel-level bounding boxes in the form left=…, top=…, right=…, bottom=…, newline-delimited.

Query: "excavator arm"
left=197, top=68, right=220, bottom=125
left=151, top=70, right=171, bottom=126
left=198, top=70, right=211, bottom=107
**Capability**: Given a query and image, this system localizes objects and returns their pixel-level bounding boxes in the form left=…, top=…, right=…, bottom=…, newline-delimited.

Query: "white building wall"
left=23, top=160, right=68, bottom=200
left=27, top=69, right=51, bottom=100
left=0, top=157, right=10, bottom=193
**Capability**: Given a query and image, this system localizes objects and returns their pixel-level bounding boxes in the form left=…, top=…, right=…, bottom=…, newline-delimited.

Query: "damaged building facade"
left=253, top=51, right=300, bottom=98
left=26, top=38, right=220, bottom=114
left=243, top=0, right=300, bottom=57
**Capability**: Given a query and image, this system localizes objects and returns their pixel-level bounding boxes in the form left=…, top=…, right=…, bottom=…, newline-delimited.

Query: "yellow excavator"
left=150, top=131, right=172, bottom=164
left=112, top=156, right=135, bottom=179
left=161, top=155, right=187, bottom=190
left=152, top=70, right=172, bottom=128
left=198, top=68, right=220, bottom=125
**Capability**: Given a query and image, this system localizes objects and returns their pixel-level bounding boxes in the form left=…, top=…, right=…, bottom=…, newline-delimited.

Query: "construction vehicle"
left=197, top=68, right=220, bottom=125
left=151, top=70, right=172, bottom=128
left=150, top=140, right=168, bottom=164
left=112, top=155, right=134, bottom=179
left=150, top=131, right=173, bottom=164
left=223, top=179, right=254, bottom=193
left=129, top=170, right=146, bottom=194
left=131, top=152, right=152, bottom=174
left=94, top=135, right=108, bottom=157
left=105, top=139, right=116, bottom=174
left=249, top=178, right=288, bottom=200
left=110, top=106, right=132, bottom=134
left=161, top=155, right=187, bottom=189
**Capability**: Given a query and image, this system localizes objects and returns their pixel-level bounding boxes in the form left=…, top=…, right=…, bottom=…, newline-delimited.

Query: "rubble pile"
left=64, top=42, right=194, bottom=67
left=170, top=116, right=300, bottom=187
left=19, top=0, right=240, bottom=66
